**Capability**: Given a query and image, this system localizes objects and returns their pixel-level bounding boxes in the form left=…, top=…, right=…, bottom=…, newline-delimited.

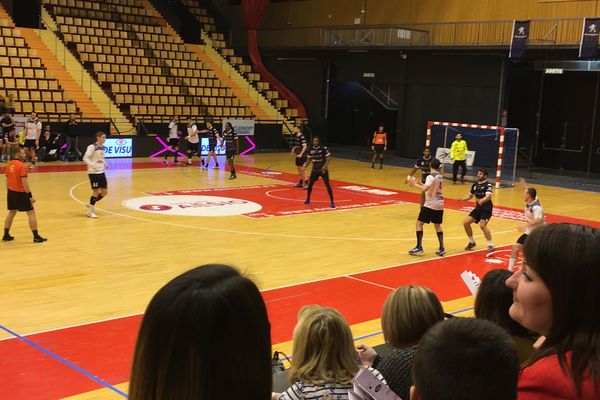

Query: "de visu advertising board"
left=104, top=138, right=133, bottom=158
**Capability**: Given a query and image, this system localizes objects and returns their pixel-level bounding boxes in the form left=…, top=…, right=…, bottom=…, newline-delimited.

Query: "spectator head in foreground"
left=411, top=318, right=519, bottom=400
left=129, top=264, right=272, bottom=400
left=506, top=223, right=600, bottom=395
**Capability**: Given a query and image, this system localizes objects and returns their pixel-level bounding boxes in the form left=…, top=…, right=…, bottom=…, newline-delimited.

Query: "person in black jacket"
left=357, top=285, right=444, bottom=400
left=37, top=125, right=61, bottom=162
left=63, top=114, right=81, bottom=161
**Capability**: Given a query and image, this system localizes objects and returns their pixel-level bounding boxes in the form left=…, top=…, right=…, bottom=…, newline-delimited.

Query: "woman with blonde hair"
left=277, top=305, right=385, bottom=400
left=357, top=285, right=444, bottom=400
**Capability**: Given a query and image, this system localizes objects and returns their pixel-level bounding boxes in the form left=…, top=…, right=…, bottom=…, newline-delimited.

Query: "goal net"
left=426, top=121, right=519, bottom=188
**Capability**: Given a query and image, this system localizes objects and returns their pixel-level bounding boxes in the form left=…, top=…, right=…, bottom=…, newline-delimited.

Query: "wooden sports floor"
left=1, top=152, right=599, bottom=399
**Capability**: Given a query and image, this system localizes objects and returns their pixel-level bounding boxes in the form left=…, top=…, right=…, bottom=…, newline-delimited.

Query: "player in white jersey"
left=184, top=118, right=204, bottom=167
left=83, top=132, right=109, bottom=218
left=507, top=178, right=545, bottom=271
left=163, top=116, right=180, bottom=165
left=24, top=111, right=42, bottom=168
left=407, top=158, right=445, bottom=256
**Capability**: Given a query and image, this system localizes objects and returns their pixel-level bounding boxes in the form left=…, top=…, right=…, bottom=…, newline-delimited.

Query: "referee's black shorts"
left=7, top=189, right=33, bottom=211
left=373, top=144, right=385, bottom=154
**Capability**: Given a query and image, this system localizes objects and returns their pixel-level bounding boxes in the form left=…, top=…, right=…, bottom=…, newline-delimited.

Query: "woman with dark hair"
left=129, top=264, right=272, bottom=400
left=506, top=223, right=600, bottom=399
left=475, top=269, right=537, bottom=363
left=357, top=285, right=445, bottom=400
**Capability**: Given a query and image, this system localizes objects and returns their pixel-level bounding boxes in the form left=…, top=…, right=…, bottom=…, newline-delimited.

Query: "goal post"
left=426, top=121, right=519, bottom=188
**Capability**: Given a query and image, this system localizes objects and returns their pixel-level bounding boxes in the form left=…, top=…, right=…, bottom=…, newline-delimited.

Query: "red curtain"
left=242, top=0, right=307, bottom=118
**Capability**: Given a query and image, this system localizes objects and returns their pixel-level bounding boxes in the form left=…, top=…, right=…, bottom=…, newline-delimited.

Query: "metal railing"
left=258, top=18, right=587, bottom=48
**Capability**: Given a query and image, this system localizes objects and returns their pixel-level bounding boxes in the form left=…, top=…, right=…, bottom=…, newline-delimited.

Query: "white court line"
left=344, top=275, right=396, bottom=291
left=265, top=188, right=351, bottom=203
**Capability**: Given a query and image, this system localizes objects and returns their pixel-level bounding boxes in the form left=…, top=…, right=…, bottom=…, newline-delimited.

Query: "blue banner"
left=509, top=20, right=530, bottom=60
left=579, top=17, right=600, bottom=59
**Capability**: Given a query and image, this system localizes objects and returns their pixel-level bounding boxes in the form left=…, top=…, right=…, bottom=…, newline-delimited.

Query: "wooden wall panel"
left=258, top=0, right=600, bottom=29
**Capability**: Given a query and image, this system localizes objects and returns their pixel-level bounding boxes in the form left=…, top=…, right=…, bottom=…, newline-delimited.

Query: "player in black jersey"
left=221, top=122, right=238, bottom=180
left=291, top=126, right=308, bottom=188
left=458, top=169, right=495, bottom=251
left=304, top=137, right=335, bottom=208
left=406, top=147, right=433, bottom=206
left=199, top=122, right=220, bottom=169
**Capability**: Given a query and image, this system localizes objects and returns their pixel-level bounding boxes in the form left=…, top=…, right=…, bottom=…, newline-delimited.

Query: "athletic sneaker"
left=465, top=242, right=477, bottom=251
left=303, top=183, right=309, bottom=189
left=436, top=248, right=446, bottom=256
left=409, top=246, right=424, bottom=255
left=33, top=236, right=48, bottom=243
left=2, top=234, right=14, bottom=242
left=487, top=245, right=495, bottom=252
left=304, top=199, right=310, bottom=205
left=293, top=182, right=303, bottom=188
left=330, top=202, right=336, bottom=208
left=229, top=174, right=237, bottom=180
left=163, top=159, right=168, bottom=166
left=87, top=210, right=98, bottom=218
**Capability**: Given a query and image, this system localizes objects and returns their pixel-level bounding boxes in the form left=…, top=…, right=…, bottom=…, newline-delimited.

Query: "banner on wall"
left=222, top=119, right=255, bottom=136
left=579, top=17, right=600, bottom=58
left=104, top=138, right=133, bottom=158
left=509, top=20, right=530, bottom=60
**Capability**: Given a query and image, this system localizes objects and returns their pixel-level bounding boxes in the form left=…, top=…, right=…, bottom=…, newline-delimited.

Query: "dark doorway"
left=327, top=81, right=397, bottom=150
left=537, top=72, right=600, bottom=172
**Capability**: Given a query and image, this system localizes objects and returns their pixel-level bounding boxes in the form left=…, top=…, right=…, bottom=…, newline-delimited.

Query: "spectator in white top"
left=276, top=305, right=387, bottom=400
left=24, top=112, right=42, bottom=168
left=83, top=132, right=109, bottom=218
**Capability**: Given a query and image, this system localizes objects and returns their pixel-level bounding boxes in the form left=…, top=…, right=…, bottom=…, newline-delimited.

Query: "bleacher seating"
left=43, top=0, right=254, bottom=123
left=181, top=0, right=297, bottom=118
left=0, top=24, right=79, bottom=120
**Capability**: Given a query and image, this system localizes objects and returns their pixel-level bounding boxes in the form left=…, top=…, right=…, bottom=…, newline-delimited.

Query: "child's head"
left=289, top=305, right=358, bottom=385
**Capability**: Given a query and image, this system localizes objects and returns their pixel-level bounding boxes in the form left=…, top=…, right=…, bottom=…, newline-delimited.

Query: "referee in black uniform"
left=304, top=136, right=335, bottom=209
